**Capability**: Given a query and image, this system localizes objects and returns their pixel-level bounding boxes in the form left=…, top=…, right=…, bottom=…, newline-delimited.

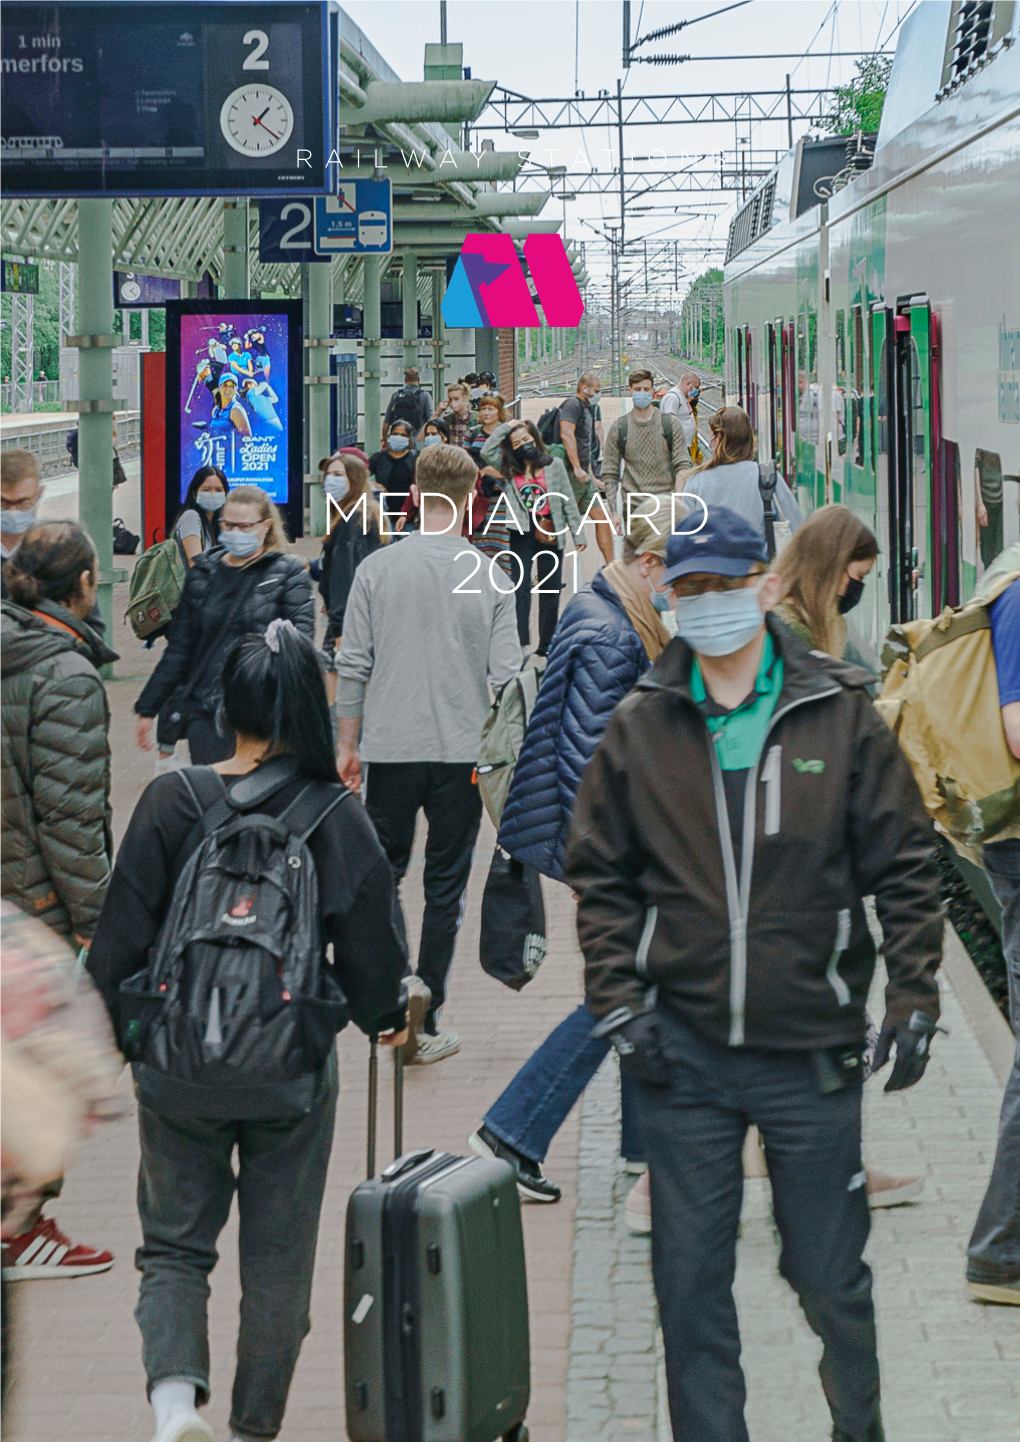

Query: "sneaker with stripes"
left=1, top=1216, right=113, bottom=1280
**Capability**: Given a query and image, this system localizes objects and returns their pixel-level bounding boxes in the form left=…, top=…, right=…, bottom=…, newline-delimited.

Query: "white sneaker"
left=151, top=1405, right=215, bottom=1442
left=399, top=976, right=432, bottom=1066
left=624, top=1172, right=651, bottom=1234
left=623, top=1160, right=647, bottom=1175
left=866, top=1167, right=924, bottom=1208
left=409, top=1029, right=460, bottom=1065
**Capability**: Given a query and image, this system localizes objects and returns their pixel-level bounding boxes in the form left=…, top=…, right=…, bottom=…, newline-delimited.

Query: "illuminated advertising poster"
left=165, top=299, right=303, bottom=538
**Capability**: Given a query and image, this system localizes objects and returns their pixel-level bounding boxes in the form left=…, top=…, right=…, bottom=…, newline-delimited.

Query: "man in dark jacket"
left=567, top=506, right=944, bottom=1442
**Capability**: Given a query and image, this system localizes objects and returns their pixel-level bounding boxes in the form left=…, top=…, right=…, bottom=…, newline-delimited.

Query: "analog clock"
left=219, top=84, right=294, bottom=158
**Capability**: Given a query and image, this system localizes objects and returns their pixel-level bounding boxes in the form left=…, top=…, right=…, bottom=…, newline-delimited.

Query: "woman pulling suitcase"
left=88, top=622, right=408, bottom=1442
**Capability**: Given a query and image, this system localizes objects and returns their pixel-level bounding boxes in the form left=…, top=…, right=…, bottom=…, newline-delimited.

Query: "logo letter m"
left=441, top=234, right=583, bottom=328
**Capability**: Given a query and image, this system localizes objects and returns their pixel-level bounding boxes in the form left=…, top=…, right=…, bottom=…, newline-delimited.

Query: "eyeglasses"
left=219, top=519, right=264, bottom=532
left=672, top=575, right=754, bottom=599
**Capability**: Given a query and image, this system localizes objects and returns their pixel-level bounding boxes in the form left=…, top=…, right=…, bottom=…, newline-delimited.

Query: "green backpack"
left=127, top=537, right=186, bottom=640
left=476, top=658, right=547, bottom=828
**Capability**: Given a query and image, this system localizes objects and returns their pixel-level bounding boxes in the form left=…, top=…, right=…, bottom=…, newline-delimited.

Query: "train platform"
left=4, top=579, right=1017, bottom=1442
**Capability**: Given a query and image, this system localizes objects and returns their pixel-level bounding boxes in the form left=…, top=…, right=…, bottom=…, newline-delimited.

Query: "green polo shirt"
left=690, top=631, right=784, bottom=770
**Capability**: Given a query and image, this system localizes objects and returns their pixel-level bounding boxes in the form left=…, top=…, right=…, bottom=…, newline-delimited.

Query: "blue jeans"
left=968, top=839, right=1020, bottom=1283
left=483, top=1003, right=644, bottom=1164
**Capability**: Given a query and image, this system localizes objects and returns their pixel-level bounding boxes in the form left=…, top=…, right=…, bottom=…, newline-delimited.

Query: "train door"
left=783, top=320, right=795, bottom=483
left=735, top=328, right=744, bottom=407
left=744, top=327, right=757, bottom=436
left=871, top=296, right=938, bottom=623
left=767, top=323, right=778, bottom=466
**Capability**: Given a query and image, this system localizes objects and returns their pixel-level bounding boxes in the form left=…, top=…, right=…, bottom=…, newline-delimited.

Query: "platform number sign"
left=258, top=198, right=329, bottom=263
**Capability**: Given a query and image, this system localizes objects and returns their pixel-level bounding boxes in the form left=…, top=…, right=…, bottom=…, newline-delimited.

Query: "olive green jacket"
left=1, top=600, right=116, bottom=939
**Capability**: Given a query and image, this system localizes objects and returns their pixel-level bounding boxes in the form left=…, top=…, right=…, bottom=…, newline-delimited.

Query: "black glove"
left=595, top=1009, right=672, bottom=1088
left=871, top=1010, right=945, bottom=1092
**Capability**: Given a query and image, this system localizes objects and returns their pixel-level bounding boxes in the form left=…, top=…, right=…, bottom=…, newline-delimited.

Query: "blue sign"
left=258, top=199, right=329, bottom=263
left=314, top=180, right=392, bottom=255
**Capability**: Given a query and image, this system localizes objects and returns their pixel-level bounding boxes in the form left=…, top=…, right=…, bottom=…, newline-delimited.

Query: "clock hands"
left=252, top=107, right=281, bottom=141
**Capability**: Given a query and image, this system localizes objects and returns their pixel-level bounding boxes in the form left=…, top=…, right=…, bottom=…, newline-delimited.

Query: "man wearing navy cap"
left=568, top=505, right=944, bottom=1442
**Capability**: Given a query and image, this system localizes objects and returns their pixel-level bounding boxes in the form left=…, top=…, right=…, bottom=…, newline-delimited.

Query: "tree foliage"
left=818, top=56, right=893, bottom=136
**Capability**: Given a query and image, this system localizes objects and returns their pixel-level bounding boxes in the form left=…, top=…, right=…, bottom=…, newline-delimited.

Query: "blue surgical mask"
left=388, top=435, right=410, bottom=452
left=196, top=490, right=226, bottom=512
left=650, top=589, right=672, bottom=612
left=673, top=585, right=764, bottom=657
left=220, top=528, right=262, bottom=558
left=1, top=506, right=37, bottom=535
left=632, top=392, right=653, bottom=410
left=690, top=387, right=700, bottom=401
left=423, top=435, right=443, bottom=447
left=324, top=475, right=349, bottom=502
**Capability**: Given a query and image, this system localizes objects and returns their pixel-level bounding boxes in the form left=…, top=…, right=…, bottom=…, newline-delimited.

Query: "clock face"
left=219, top=85, right=294, bottom=158
left=121, top=280, right=142, bottom=302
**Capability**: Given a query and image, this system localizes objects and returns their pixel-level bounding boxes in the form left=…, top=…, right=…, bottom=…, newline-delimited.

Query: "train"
left=722, top=0, right=1020, bottom=659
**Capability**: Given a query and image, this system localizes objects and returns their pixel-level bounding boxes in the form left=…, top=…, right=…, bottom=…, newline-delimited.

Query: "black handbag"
left=113, top=517, right=139, bottom=555
left=479, top=846, right=547, bottom=991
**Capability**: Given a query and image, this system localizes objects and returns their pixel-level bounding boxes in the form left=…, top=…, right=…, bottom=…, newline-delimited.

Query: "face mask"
left=423, top=435, right=443, bottom=447
left=196, top=491, right=226, bottom=512
left=690, top=387, right=700, bottom=401
left=470, top=387, right=483, bottom=399
left=632, top=392, right=653, bottom=410
left=1, top=507, right=36, bottom=535
left=220, top=528, right=262, bottom=558
left=838, top=576, right=865, bottom=614
left=388, top=436, right=410, bottom=452
left=324, top=475, right=349, bottom=501
left=650, top=589, right=672, bottom=612
left=512, top=442, right=537, bottom=465
left=673, top=585, right=764, bottom=657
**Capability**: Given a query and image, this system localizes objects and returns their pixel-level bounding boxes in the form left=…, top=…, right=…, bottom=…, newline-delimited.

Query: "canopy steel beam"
left=474, top=85, right=836, bottom=130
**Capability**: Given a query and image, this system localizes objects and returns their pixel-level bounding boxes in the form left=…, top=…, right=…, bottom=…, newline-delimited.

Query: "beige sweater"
left=603, top=410, right=689, bottom=497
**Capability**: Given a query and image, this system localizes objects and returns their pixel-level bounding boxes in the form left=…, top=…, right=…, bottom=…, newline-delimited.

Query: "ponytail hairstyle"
left=4, top=520, right=96, bottom=609
left=220, top=620, right=338, bottom=783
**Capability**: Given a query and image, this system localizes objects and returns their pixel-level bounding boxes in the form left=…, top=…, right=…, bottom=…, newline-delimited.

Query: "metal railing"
left=0, top=413, right=141, bottom=477
left=0, top=379, right=63, bottom=413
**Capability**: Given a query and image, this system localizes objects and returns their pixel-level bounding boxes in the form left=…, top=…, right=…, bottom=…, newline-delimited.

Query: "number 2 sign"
left=258, top=198, right=330, bottom=264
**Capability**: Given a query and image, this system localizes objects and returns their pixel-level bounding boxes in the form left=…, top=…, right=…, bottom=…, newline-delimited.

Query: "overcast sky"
left=341, top=1, right=916, bottom=305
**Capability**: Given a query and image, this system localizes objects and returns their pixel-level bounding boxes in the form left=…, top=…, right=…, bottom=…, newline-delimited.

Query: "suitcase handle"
left=381, top=1147, right=435, bottom=1181
left=367, top=1037, right=405, bottom=1181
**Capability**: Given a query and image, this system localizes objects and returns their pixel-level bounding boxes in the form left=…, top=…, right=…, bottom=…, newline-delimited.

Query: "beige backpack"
left=875, top=570, right=1020, bottom=861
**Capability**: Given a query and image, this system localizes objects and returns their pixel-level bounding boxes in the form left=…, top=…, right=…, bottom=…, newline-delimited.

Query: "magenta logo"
left=441, top=234, right=584, bottom=328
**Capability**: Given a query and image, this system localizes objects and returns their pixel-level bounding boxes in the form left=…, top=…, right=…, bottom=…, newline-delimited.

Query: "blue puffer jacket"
left=497, top=570, right=650, bottom=882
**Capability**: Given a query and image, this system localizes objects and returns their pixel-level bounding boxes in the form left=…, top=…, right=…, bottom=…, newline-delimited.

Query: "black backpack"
left=388, top=385, right=429, bottom=432
left=537, top=407, right=561, bottom=445
left=119, top=759, right=352, bottom=1120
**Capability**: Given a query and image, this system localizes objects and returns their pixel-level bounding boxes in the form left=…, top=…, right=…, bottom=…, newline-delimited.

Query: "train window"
left=975, top=447, right=1005, bottom=570
left=835, top=310, right=847, bottom=457
left=808, top=310, right=818, bottom=380
left=736, top=329, right=744, bottom=407
left=852, top=306, right=866, bottom=467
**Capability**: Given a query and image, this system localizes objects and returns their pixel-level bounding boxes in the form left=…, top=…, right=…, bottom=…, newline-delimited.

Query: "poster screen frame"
left=164, top=298, right=304, bottom=541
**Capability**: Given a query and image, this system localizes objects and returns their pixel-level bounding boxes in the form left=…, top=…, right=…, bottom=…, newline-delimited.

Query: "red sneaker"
left=1, top=1217, right=113, bottom=1280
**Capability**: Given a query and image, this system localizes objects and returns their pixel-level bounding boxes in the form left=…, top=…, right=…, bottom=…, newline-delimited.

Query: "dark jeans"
left=638, top=1012, right=880, bottom=1442
left=185, top=711, right=235, bottom=765
left=484, top=1002, right=643, bottom=1164
left=134, top=1061, right=338, bottom=1441
left=968, top=839, right=1020, bottom=1283
left=365, top=761, right=482, bottom=1027
left=507, top=528, right=563, bottom=652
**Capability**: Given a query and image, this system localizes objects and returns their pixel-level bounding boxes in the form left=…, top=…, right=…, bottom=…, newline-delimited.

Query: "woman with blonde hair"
left=682, top=405, right=802, bottom=546
left=773, top=504, right=879, bottom=659
left=135, top=486, right=314, bottom=763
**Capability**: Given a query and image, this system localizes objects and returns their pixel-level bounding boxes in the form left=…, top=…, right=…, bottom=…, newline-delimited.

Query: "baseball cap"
left=661, top=504, right=767, bottom=584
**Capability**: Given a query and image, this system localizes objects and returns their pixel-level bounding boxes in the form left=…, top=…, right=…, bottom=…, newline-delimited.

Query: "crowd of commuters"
left=1, top=352, right=1017, bottom=1442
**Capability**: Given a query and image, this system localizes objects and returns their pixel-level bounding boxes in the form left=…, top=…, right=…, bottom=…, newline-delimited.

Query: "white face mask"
left=220, top=527, right=263, bottom=558
left=1, top=506, right=37, bottom=535
left=631, top=392, right=653, bottom=409
left=196, top=491, right=226, bottom=512
left=388, top=435, right=410, bottom=452
left=672, top=585, right=764, bottom=656
left=324, top=474, right=349, bottom=501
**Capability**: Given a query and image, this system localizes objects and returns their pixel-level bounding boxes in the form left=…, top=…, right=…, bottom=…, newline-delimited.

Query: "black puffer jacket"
left=568, top=616, right=943, bottom=1051
left=136, top=547, right=314, bottom=719
left=319, top=516, right=381, bottom=649
left=1, top=600, right=117, bottom=939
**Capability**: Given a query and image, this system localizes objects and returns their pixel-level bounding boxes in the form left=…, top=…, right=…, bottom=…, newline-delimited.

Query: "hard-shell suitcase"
left=344, top=1042, right=530, bottom=1442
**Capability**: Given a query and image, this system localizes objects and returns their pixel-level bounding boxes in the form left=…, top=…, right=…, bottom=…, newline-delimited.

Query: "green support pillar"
left=431, top=268, right=447, bottom=411
left=363, top=255, right=382, bottom=455
left=402, top=252, right=419, bottom=375
left=222, top=201, right=248, bottom=299
left=306, top=263, right=332, bottom=537
left=75, top=198, right=115, bottom=664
